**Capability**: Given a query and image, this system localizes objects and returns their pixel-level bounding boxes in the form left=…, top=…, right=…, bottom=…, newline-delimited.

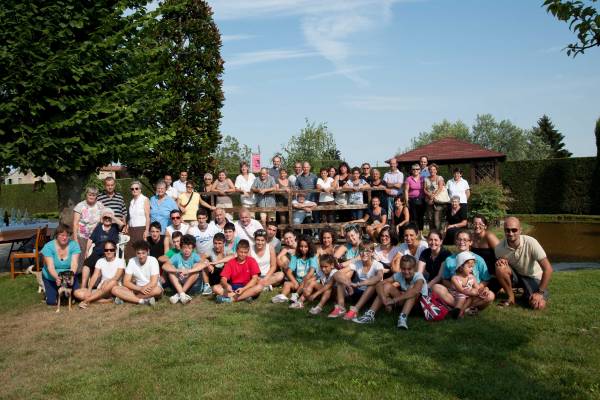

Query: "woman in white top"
left=74, top=239, right=124, bottom=309
left=251, top=229, right=284, bottom=288
left=235, top=161, right=257, bottom=208
left=373, top=226, right=399, bottom=276
left=125, top=180, right=150, bottom=260
left=392, top=224, right=428, bottom=272
left=317, top=167, right=336, bottom=223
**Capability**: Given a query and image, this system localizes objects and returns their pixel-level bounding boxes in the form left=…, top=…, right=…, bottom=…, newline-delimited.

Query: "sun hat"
left=456, top=251, right=476, bottom=268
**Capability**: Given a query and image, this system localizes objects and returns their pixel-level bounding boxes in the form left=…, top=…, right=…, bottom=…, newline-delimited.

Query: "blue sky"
left=204, top=0, right=600, bottom=167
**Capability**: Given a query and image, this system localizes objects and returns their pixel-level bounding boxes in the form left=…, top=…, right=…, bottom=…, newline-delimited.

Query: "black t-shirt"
left=446, top=205, right=467, bottom=225
left=90, top=223, right=120, bottom=257
left=146, top=235, right=166, bottom=259
left=366, top=207, right=385, bottom=224
left=419, top=247, right=452, bottom=280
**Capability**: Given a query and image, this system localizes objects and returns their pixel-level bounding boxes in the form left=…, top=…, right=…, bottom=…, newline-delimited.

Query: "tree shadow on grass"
left=251, top=304, right=568, bottom=400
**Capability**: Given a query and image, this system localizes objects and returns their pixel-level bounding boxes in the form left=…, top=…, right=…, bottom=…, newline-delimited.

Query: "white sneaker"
left=169, top=293, right=180, bottom=304
left=271, top=294, right=288, bottom=303
left=262, top=284, right=273, bottom=292
left=180, top=293, right=192, bottom=304
left=309, top=305, right=323, bottom=315
left=289, top=301, right=304, bottom=309
left=147, top=297, right=156, bottom=306
left=397, top=313, right=408, bottom=330
left=114, top=297, right=124, bottom=305
left=290, top=293, right=299, bottom=303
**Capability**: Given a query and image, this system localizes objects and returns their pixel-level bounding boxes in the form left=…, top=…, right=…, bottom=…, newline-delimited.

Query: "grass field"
left=1, top=270, right=599, bottom=400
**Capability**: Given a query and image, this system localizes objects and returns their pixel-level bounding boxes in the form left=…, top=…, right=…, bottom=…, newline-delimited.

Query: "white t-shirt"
left=398, top=241, right=429, bottom=260
left=383, top=170, right=404, bottom=197
left=235, top=219, right=264, bottom=243
left=317, top=268, right=337, bottom=285
left=446, top=178, right=470, bottom=204
left=96, top=257, right=125, bottom=287
left=188, top=224, right=221, bottom=256
left=166, top=223, right=190, bottom=237
left=251, top=244, right=271, bottom=276
left=235, top=174, right=257, bottom=206
left=173, top=180, right=187, bottom=197
left=208, top=220, right=225, bottom=234
left=317, top=177, right=335, bottom=203
left=125, top=256, right=160, bottom=287
left=350, top=260, right=384, bottom=290
left=166, top=186, right=178, bottom=199
left=374, top=245, right=399, bottom=266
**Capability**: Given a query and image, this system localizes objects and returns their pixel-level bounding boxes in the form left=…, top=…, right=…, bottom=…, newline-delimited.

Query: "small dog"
left=26, top=265, right=45, bottom=294
left=56, top=271, right=75, bottom=313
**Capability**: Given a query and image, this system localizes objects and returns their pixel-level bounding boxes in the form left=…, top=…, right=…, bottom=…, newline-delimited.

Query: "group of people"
left=39, top=157, right=552, bottom=329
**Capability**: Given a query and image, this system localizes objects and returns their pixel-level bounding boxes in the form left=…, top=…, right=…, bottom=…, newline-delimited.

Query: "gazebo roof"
left=391, top=137, right=506, bottom=163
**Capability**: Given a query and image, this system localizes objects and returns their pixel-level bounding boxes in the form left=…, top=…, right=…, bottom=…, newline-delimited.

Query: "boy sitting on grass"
left=201, top=233, right=236, bottom=296
left=353, top=255, right=427, bottom=330
left=216, top=239, right=264, bottom=303
left=162, top=234, right=206, bottom=304
left=111, top=240, right=163, bottom=306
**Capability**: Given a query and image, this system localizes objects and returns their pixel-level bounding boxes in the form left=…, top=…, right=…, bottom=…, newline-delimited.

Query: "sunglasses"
left=171, top=216, right=181, bottom=220
left=131, top=187, right=140, bottom=191
left=504, top=228, right=519, bottom=233
left=359, top=250, right=372, bottom=255
left=104, top=248, right=116, bottom=252
left=103, top=216, right=113, bottom=220
left=254, top=229, right=267, bottom=237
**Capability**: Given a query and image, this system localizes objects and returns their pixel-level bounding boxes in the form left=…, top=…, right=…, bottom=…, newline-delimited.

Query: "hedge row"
left=501, top=157, right=596, bottom=214
left=0, top=178, right=142, bottom=214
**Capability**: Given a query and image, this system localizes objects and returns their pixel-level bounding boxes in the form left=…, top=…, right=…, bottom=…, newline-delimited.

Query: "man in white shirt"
left=188, top=208, right=220, bottom=256
left=234, top=208, right=264, bottom=244
left=383, top=158, right=404, bottom=218
left=166, top=209, right=190, bottom=247
left=173, top=171, right=188, bottom=197
left=111, top=240, right=163, bottom=305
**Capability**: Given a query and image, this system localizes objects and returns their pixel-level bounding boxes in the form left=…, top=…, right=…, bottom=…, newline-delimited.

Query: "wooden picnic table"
left=0, top=224, right=56, bottom=270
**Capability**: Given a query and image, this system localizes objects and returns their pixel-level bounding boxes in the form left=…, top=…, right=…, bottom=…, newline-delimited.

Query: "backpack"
left=419, top=291, right=449, bottom=321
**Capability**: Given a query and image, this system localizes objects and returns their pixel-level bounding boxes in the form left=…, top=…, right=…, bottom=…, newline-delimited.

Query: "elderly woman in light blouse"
left=124, top=180, right=150, bottom=260
left=423, top=163, right=447, bottom=231
left=73, top=186, right=105, bottom=269
left=150, top=179, right=178, bottom=235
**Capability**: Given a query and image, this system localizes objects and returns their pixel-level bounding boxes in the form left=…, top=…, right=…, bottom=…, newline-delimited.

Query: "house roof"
left=391, top=138, right=506, bottom=163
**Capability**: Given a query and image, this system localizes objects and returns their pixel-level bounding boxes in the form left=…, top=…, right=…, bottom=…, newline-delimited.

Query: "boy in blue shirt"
left=162, top=234, right=206, bottom=304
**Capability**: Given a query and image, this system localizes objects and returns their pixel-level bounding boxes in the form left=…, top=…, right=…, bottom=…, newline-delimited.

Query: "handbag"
left=434, top=189, right=450, bottom=204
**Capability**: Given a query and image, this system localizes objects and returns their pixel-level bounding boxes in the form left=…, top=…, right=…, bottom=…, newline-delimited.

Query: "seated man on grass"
left=494, top=216, right=552, bottom=309
left=112, top=240, right=163, bottom=306
left=162, top=234, right=206, bottom=304
left=202, top=233, right=236, bottom=296
left=216, top=239, right=264, bottom=303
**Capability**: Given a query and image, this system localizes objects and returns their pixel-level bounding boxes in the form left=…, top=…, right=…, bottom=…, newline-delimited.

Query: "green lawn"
left=1, top=270, right=599, bottom=400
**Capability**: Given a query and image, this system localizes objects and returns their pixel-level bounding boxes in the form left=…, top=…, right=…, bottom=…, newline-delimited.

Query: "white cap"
left=456, top=251, right=475, bottom=268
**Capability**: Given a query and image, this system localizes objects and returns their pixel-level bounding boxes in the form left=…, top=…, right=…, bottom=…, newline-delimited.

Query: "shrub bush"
left=468, top=179, right=512, bottom=224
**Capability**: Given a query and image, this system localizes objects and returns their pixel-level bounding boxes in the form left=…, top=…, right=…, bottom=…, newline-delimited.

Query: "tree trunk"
left=594, top=118, right=600, bottom=214
left=54, top=172, right=91, bottom=226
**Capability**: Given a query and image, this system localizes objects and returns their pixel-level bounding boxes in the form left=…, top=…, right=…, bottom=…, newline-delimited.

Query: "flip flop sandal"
left=78, top=302, right=88, bottom=309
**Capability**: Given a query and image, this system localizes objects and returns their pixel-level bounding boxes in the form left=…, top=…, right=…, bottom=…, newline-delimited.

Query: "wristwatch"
left=536, top=289, right=547, bottom=296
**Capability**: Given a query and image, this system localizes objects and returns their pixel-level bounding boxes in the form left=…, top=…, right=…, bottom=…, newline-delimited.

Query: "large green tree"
left=544, top=0, right=600, bottom=56
left=408, top=119, right=471, bottom=150
left=0, top=0, right=223, bottom=222
left=281, top=120, right=344, bottom=171
left=124, top=0, right=224, bottom=183
left=532, top=115, right=572, bottom=158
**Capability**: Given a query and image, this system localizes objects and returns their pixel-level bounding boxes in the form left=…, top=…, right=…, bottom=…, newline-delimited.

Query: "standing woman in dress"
left=211, top=170, right=236, bottom=213
left=234, top=161, right=257, bottom=209
left=124, top=180, right=149, bottom=260
left=334, top=162, right=351, bottom=221
left=276, top=168, right=291, bottom=224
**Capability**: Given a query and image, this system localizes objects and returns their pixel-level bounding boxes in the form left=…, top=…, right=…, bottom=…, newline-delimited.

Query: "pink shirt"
left=406, top=176, right=424, bottom=199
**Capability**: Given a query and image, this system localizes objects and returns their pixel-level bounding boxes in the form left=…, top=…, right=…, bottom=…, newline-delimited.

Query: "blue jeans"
left=43, top=276, right=81, bottom=305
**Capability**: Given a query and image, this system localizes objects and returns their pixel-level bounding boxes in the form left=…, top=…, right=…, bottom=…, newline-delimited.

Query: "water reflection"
left=529, top=222, right=600, bottom=263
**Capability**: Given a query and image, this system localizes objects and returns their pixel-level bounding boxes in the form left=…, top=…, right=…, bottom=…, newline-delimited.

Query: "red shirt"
left=221, top=256, right=260, bottom=285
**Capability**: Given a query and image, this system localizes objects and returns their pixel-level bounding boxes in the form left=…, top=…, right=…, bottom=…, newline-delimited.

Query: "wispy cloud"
left=227, top=49, right=318, bottom=67
left=208, top=0, right=401, bottom=85
left=304, top=66, right=376, bottom=81
left=538, top=45, right=564, bottom=54
left=222, top=34, right=256, bottom=43
left=343, top=95, right=431, bottom=111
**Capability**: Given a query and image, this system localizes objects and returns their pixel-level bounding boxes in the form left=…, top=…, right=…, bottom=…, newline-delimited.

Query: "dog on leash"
left=26, top=265, right=45, bottom=294
left=56, top=271, right=75, bottom=313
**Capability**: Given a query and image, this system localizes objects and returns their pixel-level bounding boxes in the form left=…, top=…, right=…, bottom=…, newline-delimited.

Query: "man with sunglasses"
left=494, top=216, right=552, bottom=309
left=166, top=209, right=189, bottom=248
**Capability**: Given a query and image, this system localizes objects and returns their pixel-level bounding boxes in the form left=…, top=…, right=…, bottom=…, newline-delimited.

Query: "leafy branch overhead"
left=543, top=0, right=600, bottom=56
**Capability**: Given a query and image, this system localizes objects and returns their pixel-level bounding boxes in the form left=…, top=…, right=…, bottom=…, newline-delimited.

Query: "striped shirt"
left=97, top=192, right=127, bottom=221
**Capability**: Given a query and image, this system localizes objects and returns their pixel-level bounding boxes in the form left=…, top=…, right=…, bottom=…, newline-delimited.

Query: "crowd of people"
left=40, top=155, right=553, bottom=329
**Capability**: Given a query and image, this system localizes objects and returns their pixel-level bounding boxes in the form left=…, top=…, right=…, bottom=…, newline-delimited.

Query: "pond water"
left=529, top=222, right=600, bottom=263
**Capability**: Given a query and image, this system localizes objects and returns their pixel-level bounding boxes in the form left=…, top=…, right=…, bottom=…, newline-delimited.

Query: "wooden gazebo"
left=390, top=138, right=506, bottom=183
